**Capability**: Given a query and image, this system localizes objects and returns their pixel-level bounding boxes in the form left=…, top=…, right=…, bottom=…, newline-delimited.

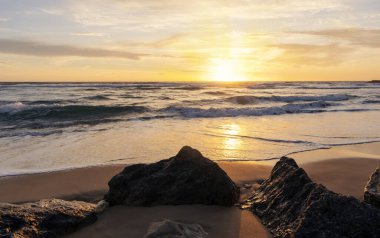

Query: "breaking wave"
left=163, top=101, right=335, bottom=118
left=0, top=103, right=149, bottom=120
left=228, top=94, right=356, bottom=105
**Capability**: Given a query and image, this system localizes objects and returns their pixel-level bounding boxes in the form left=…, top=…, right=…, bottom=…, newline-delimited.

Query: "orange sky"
left=0, top=0, right=379, bottom=82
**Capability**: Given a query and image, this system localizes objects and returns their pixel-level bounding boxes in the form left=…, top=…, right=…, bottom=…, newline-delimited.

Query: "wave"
left=133, top=85, right=162, bottom=90
left=163, top=101, right=335, bottom=118
left=247, top=83, right=293, bottom=89
left=296, top=85, right=380, bottom=90
left=120, top=94, right=144, bottom=99
left=0, top=129, right=64, bottom=138
left=85, top=95, right=112, bottom=100
left=171, top=85, right=203, bottom=91
left=228, top=94, right=355, bottom=105
left=0, top=103, right=149, bottom=120
left=362, top=99, right=380, bottom=104
left=247, top=82, right=380, bottom=90
left=203, top=91, right=228, bottom=95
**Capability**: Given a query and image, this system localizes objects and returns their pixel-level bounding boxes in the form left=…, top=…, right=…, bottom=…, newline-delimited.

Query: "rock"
left=144, top=219, right=207, bottom=238
left=364, top=167, right=380, bottom=209
left=94, top=200, right=109, bottom=214
left=0, top=199, right=97, bottom=238
left=243, top=157, right=380, bottom=238
left=105, top=146, right=240, bottom=206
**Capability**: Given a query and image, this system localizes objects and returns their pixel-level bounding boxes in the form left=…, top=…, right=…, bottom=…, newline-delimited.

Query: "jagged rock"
left=0, top=199, right=97, bottom=238
left=364, top=167, right=380, bottom=209
left=105, top=146, right=239, bottom=206
left=244, top=157, right=380, bottom=238
left=144, top=219, right=207, bottom=238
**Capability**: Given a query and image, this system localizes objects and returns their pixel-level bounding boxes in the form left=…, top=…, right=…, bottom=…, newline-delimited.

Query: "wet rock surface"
left=105, top=146, right=240, bottom=206
left=0, top=199, right=97, bottom=238
left=364, top=167, right=380, bottom=209
left=243, top=157, right=380, bottom=238
left=144, top=219, right=207, bottom=238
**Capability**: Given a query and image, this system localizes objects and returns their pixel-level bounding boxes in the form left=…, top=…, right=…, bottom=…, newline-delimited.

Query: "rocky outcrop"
left=144, top=219, right=207, bottom=238
left=243, top=157, right=380, bottom=238
left=364, top=167, right=380, bottom=209
left=0, top=199, right=97, bottom=238
left=105, top=146, right=239, bottom=206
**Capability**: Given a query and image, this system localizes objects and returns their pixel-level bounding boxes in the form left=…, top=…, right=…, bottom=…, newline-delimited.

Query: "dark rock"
left=144, top=219, right=207, bottom=238
left=244, top=157, right=380, bottom=238
left=255, top=178, right=265, bottom=185
left=105, top=146, right=240, bottom=206
left=0, top=199, right=97, bottom=238
left=364, top=167, right=380, bottom=209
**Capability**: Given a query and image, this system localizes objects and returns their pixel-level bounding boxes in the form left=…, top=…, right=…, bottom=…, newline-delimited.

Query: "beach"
left=2, top=0, right=380, bottom=236
left=1, top=142, right=379, bottom=237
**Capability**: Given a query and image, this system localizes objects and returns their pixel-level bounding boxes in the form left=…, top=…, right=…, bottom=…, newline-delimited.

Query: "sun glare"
left=209, top=58, right=247, bottom=82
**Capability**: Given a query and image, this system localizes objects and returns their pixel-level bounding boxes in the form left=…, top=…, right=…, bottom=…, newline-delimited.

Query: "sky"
left=0, top=0, right=379, bottom=82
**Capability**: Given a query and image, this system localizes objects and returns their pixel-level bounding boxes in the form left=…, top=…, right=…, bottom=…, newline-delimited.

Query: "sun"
left=209, top=58, right=247, bottom=82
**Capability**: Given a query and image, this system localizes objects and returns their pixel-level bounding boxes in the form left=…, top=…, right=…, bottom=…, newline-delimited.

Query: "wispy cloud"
left=67, top=0, right=349, bottom=30
left=295, top=28, right=380, bottom=48
left=0, top=39, right=144, bottom=60
left=271, top=43, right=353, bottom=66
left=70, top=32, right=105, bottom=37
left=40, top=8, right=64, bottom=16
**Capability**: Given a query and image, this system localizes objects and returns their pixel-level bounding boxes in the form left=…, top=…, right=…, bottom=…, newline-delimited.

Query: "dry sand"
left=292, top=142, right=380, bottom=199
left=0, top=165, right=125, bottom=204
left=0, top=142, right=379, bottom=238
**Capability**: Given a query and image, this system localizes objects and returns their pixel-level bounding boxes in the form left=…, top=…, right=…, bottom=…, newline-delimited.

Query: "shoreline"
left=1, top=141, right=380, bottom=179
left=1, top=141, right=379, bottom=204
left=1, top=142, right=379, bottom=238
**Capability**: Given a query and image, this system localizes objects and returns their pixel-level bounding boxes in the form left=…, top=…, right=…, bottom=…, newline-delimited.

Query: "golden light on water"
left=221, top=123, right=243, bottom=151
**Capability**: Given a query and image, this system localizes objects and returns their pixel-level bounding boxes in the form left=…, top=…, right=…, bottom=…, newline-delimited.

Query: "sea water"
left=0, top=81, right=379, bottom=176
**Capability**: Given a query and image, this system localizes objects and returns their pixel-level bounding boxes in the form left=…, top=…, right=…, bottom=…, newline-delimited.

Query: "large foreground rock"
left=105, top=146, right=239, bottom=206
left=0, top=199, right=97, bottom=238
left=243, top=157, right=380, bottom=238
left=144, top=219, right=207, bottom=238
left=364, top=167, right=380, bottom=209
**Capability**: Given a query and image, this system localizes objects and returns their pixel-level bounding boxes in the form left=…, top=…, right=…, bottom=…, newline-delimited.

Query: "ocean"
left=1, top=81, right=380, bottom=176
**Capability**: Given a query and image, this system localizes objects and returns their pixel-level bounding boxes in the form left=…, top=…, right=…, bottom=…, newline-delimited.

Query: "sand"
left=0, top=165, right=125, bottom=204
left=292, top=142, right=380, bottom=199
left=66, top=206, right=270, bottom=238
left=0, top=142, right=379, bottom=238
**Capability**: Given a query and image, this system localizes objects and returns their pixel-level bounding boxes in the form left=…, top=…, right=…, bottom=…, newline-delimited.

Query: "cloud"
left=70, top=32, right=105, bottom=37
left=0, top=38, right=145, bottom=60
left=0, top=61, right=10, bottom=65
left=40, top=8, right=64, bottom=16
left=295, top=28, right=380, bottom=48
left=271, top=43, right=353, bottom=66
left=66, top=0, right=349, bottom=30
